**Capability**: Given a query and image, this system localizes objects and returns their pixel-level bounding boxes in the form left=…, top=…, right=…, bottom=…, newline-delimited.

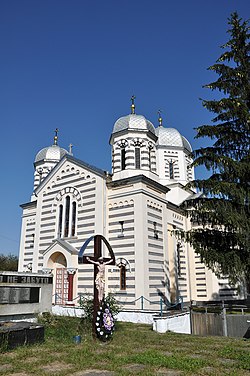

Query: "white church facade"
left=18, top=102, right=243, bottom=309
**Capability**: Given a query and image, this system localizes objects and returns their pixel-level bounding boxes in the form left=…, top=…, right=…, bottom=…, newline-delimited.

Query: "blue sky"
left=0, top=0, right=249, bottom=256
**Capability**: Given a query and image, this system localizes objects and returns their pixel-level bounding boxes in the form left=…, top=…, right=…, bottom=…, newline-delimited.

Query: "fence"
left=191, top=305, right=250, bottom=338
left=130, top=295, right=184, bottom=315
left=53, top=292, right=184, bottom=316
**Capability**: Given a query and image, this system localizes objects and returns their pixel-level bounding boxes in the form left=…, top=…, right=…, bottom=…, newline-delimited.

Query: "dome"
left=112, top=114, right=156, bottom=135
left=35, top=144, right=69, bottom=163
left=155, top=126, right=192, bottom=152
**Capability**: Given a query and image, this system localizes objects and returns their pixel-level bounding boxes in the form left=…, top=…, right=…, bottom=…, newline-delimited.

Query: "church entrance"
left=47, top=252, right=68, bottom=305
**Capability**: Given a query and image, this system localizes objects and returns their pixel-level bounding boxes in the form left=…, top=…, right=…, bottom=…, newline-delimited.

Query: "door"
left=55, top=268, right=68, bottom=305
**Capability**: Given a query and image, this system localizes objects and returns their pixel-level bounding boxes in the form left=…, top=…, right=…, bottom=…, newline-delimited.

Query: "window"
left=120, top=265, right=126, bottom=290
left=169, top=161, right=174, bottom=179
left=30, top=233, right=35, bottom=248
left=58, top=204, right=63, bottom=237
left=121, top=148, right=126, bottom=170
left=149, top=149, right=152, bottom=171
left=135, top=147, right=140, bottom=169
left=153, top=222, right=158, bottom=239
left=118, top=220, right=124, bottom=237
left=71, top=201, right=76, bottom=237
left=58, top=194, right=78, bottom=238
left=64, top=196, right=70, bottom=237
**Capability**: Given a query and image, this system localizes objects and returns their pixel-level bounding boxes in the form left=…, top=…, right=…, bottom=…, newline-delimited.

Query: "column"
left=66, top=268, right=77, bottom=305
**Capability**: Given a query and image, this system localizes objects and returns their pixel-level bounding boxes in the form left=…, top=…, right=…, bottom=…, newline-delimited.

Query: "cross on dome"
left=157, top=110, right=163, bottom=126
left=130, top=95, right=136, bottom=114
left=54, top=128, right=59, bottom=145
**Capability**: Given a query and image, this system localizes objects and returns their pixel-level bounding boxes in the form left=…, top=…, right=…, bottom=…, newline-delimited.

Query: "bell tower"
left=110, top=97, right=158, bottom=182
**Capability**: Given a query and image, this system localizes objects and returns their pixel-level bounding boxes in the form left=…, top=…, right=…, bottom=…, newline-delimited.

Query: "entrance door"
left=55, top=268, right=68, bottom=305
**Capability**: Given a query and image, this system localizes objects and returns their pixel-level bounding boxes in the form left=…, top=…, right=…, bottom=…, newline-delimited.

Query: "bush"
left=79, top=293, right=121, bottom=322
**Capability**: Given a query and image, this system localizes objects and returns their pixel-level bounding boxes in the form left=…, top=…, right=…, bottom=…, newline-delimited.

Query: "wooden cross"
left=78, top=235, right=115, bottom=336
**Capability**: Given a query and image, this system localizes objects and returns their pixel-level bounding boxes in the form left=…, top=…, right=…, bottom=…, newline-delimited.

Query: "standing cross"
left=78, top=235, right=115, bottom=336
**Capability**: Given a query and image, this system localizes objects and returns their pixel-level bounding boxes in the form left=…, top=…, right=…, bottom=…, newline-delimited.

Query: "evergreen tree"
left=182, top=12, right=250, bottom=291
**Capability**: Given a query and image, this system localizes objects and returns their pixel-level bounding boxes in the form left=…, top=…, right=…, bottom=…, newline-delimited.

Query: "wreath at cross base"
left=95, top=300, right=115, bottom=341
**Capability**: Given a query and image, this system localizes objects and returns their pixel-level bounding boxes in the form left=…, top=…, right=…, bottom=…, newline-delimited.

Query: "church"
left=18, top=100, right=244, bottom=309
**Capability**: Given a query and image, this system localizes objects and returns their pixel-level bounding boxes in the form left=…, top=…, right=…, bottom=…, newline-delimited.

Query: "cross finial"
left=54, top=128, right=59, bottom=145
left=157, top=110, right=163, bottom=126
left=69, top=143, right=73, bottom=154
left=131, top=95, right=136, bottom=114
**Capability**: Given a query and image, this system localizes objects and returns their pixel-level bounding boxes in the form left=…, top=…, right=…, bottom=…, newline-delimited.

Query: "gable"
left=34, top=155, right=106, bottom=196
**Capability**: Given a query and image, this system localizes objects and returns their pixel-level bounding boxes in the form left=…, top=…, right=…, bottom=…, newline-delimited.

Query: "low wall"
left=52, top=305, right=84, bottom=318
left=52, top=305, right=191, bottom=334
left=153, top=312, right=191, bottom=334
left=52, top=305, right=155, bottom=324
left=0, top=272, right=53, bottom=321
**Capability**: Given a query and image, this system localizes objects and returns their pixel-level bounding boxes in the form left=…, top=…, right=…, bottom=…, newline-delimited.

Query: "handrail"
left=53, top=293, right=184, bottom=315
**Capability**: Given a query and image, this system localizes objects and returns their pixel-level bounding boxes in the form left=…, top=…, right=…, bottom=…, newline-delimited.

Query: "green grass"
left=0, top=316, right=249, bottom=376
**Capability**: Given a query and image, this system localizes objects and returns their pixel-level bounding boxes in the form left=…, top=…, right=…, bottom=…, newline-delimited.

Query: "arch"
left=47, top=252, right=68, bottom=305
left=47, top=251, right=67, bottom=268
left=78, top=234, right=115, bottom=263
left=52, top=186, right=82, bottom=212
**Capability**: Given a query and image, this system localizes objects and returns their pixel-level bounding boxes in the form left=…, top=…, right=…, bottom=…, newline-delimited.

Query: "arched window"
left=71, top=201, right=76, bottom=237
left=58, top=204, right=63, bottom=237
left=169, top=161, right=174, bottom=179
left=64, top=196, right=70, bottom=237
left=120, top=265, right=126, bottom=290
left=121, top=148, right=126, bottom=170
left=149, top=149, right=152, bottom=171
left=135, top=147, right=140, bottom=169
left=118, top=220, right=124, bottom=237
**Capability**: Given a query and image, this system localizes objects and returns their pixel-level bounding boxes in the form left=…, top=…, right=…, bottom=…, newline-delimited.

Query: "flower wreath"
left=95, top=300, right=115, bottom=341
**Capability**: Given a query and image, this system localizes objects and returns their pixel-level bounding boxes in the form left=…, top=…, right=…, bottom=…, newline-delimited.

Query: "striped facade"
left=18, top=111, right=244, bottom=309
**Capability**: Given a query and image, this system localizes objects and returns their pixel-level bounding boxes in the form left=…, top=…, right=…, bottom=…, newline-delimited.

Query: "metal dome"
left=112, top=114, right=156, bottom=135
left=155, top=126, right=192, bottom=152
left=35, top=144, right=69, bottom=163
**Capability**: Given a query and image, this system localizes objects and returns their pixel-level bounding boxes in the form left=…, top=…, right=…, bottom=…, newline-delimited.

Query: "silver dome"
left=112, top=114, right=156, bottom=135
left=155, top=127, right=192, bottom=152
left=35, top=144, right=69, bottom=163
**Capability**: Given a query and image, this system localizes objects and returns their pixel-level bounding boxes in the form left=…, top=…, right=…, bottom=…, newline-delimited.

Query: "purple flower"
left=103, top=311, right=114, bottom=330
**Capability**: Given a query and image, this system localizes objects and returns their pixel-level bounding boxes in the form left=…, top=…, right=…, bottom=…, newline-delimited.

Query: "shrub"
left=79, top=293, right=121, bottom=322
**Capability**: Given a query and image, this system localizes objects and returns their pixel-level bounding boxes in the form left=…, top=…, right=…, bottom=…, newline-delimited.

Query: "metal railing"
left=53, top=292, right=184, bottom=316
left=129, top=295, right=184, bottom=316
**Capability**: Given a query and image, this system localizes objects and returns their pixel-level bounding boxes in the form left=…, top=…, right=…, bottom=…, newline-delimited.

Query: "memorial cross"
left=78, top=235, right=115, bottom=336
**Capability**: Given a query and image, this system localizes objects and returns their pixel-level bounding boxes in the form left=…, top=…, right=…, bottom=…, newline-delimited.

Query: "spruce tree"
left=182, top=12, right=250, bottom=291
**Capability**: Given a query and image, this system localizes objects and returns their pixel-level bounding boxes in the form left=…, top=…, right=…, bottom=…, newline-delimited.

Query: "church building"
left=18, top=100, right=244, bottom=309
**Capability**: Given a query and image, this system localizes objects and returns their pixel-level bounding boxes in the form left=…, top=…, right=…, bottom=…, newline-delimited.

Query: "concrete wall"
left=0, top=272, right=53, bottom=321
left=153, top=312, right=191, bottom=334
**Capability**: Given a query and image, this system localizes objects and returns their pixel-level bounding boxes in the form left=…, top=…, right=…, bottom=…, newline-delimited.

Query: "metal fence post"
left=141, top=296, right=144, bottom=310
left=222, top=301, right=228, bottom=337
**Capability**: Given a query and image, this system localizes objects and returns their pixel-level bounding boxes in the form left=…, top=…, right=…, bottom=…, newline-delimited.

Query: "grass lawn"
left=0, top=315, right=249, bottom=376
